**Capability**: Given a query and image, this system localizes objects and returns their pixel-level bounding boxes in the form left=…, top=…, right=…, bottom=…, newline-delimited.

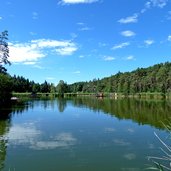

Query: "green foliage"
left=6, top=62, right=171, bottom=97
left=68, top=62, right=171, bottom=95
left=40, top=81, right=51, bottom=93
left=56, top=80, right=68, bottom=96
left=0, top=30, right=13, bottom=104
left=11, top=76, right=52, bottom=94
left=0, top=73, right=12, bottom=104
left=0, top=30, right=10, bottom=73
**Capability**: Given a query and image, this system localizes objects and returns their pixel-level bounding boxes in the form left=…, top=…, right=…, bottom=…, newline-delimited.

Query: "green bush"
left=0, top=73, right=12, bottom=105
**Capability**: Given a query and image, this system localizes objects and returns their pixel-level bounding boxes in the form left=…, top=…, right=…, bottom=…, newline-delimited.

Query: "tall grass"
left=147, top=122, right=171, bottom=170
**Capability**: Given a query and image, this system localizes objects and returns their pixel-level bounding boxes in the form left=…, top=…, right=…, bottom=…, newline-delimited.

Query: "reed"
left=147, top=121, right=171, bottom=170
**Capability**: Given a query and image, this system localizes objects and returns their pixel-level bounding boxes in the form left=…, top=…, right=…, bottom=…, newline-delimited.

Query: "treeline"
left=68, top=62, right=171, bottom=95
left=12, top=75, right=52, bottom=93
left=10, top=76, right=67, bottom=95
left=2, top=62, right=171, bottom=98
left=8, top=62, right=171, bottom=95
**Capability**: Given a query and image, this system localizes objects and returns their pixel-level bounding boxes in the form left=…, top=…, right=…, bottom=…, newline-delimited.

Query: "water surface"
left=0, top=97, right=171, bottom=171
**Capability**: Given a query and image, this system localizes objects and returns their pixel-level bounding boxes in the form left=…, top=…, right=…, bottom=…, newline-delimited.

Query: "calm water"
left=0, top=97, right=171, bottom=171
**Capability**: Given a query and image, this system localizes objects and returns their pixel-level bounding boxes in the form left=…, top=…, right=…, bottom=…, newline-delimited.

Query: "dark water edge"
left=70, top=97, right=171, bottom=129
left=1, top=96, right=171, bottom=129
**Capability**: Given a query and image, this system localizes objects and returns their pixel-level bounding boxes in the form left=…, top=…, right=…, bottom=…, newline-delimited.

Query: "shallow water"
left=0, top=97, right=171, bottom=171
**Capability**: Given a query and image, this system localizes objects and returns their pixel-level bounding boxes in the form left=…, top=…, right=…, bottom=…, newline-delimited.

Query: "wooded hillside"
left=68, top=62, right=171, bottom=94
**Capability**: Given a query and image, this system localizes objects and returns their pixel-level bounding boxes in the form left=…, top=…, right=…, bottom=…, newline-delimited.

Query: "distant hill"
left=68, top=62, right=171, bottom=94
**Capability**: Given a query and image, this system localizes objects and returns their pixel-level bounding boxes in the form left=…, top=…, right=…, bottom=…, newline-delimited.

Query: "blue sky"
left=0, top=0, right=171, bottom=84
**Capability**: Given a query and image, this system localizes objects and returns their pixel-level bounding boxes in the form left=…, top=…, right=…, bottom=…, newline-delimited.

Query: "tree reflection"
left=0, top=109, right=11, bottom=170
left=57, top=98, right=67, bottom=113
left=72, top=97, right=171, bottom=129
left=0, top=103, right=27, bottom=170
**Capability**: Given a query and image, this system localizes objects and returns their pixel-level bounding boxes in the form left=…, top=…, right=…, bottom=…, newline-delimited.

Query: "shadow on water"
left=71, top=97, right=171, bottom=129
left=4, top=97, right=170, bottom=130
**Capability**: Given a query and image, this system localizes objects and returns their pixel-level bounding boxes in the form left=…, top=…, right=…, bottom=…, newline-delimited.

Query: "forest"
left=0, top=30, right=171, bottom=104
left=69, top=62, right=171, bottom=94
left=6, top=61, right=171, bottom=96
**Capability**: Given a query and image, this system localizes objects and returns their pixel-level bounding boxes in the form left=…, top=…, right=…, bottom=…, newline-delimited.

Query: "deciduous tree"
left=0, top=31, right=10, bottom=73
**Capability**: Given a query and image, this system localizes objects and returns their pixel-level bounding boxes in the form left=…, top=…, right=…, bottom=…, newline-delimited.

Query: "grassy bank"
left=12, top=92, right=171, bottom=100
left=65, top=92, right=171, bottom=100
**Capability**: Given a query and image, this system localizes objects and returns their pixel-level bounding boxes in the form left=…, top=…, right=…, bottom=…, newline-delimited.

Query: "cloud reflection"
left=104, top=127, right=116, bottom=133
left=123, top=153, right=136, bottom=160
left=7, top=125, right=41, bottom=145
left=6, top=124, right=77, bottom=150
left=113, top=139, right=131, bottom=146
left=31, top=133, right=77, bottom=150
left=127, top=128, right=135, bottom=133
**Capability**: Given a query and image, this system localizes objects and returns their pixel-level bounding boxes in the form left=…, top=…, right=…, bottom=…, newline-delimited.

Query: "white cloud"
left=77, top=22, right=92, bottom=31
left=141, top=0, right=168, bottom=14
left=29, top=32, right=37, bottom=36
left=98, top=42, right=107, bottom=47
left=73, top=70, right=81, bottom=74
left=31, top=39, right=73, bottom=48
left=70, top=33, right=78, bottom=39
left=126, top=55, right=135, bottom=60
left=146, top=0, right=168, bottom=8
left=121, top=30, right=136, bottom=37
left=117, top=0, right=168, bottom=28
left=9, top=39, right=78, bottom=63
left=79, top=27, right=92, bottom=31
left=56, top=46, right=78, bottom=55
left=103, top=56, right=116, bottom=61
left=23, top=61, right=37, bottom=65
left=59, top=0, right=99, bottom=4
left=0, top=16, right=2, bottom=20
left=118, top=14, right=138, bottom=24
left=168, top=35, right=171, bottom=41
left=9, top=42, right=45, bottom=63
left=77, top=22, right=85, bottom=25
left=167, top=11, right=171, bottom=20
left=145, top=1, right=152, bottom=8
left=112, top=42, right=130, bottom=50
left=144, top=39, right=154, bottom=45
left=32, top=12, right=38, bottom=19
left=33, top=65, right=44, bottom=69
left=79, top=55, right=84, bottom=58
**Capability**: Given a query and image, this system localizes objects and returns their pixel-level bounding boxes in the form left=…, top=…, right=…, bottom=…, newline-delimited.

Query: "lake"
left=0, top=97, right=171, bottom=171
